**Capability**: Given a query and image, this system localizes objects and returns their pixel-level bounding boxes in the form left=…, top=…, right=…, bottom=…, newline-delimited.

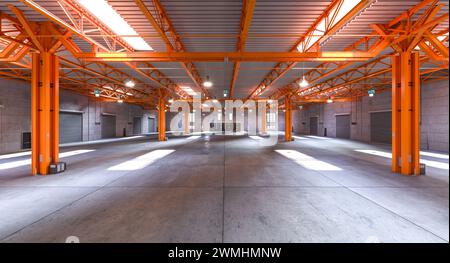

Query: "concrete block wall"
left=298, top=79, right=449, bottom=152
left=0, top=79, right=31, bottom=153
left=0, top=79, right=154, bottom=154
left=420, top=80, right=449, bottom=152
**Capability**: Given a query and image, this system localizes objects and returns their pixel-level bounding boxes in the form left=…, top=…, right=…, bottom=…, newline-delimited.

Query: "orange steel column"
left=31, top=52, right=60, bottom=175
left=158, top=96, right=166, bottom=141
left=391, top=55, right=401, bottom=173
left=411, top=52, right=421, bottom=176
left=285, top=95, right=293, bottom=141
left=184, top=111, right=190, bottom=135
left=400, top=52, right=412, bottom=175
left=261, top=105, right=267, bottom=134
left=392, top=52, right=421, bottom=176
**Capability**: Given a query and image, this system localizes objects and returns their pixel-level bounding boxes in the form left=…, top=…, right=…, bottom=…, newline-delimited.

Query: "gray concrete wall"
left=299, top=79, right=449, bottom=152
left=0, top=79, right=153, bottom=154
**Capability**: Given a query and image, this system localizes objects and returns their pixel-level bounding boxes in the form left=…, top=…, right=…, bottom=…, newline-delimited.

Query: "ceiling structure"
left=0, top=0, right=448, bottom=109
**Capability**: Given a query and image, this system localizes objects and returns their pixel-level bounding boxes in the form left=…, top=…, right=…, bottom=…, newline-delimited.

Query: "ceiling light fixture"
left=368, top=89, right=375, bottom=97
left=94, top=89, right=100, bottom=97
left=299, top=76, right=309, bottom=88
left=326, top=98, right=333, bottom=103
left=76, top=0, right=153, bottom=51
left=125, top=80, right=135, bottom=88
left=117, top=99, right=123, bottom=103
left=203, top=76, right=213, bottom=88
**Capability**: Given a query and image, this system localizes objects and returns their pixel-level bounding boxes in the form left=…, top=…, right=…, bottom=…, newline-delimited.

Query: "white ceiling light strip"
left=76, top=0, right=153, bottom=51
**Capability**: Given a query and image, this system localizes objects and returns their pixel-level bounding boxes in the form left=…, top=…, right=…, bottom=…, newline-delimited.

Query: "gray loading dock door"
left=101, top=114, right=116, bottom=138
left=59, top=112, right=83, bottom=143
left=370, top=111, right=392, bottom=144
left=336, top=114, right=351, bottom=139
left=133, top=117, right=142, bottom=135
left=310, top=117, right=318, bottom=135
left=148, top=117, right=155, bottom=133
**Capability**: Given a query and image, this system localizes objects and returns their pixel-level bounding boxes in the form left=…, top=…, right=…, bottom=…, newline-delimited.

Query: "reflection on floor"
left=0, top=134, right=448, bottom=243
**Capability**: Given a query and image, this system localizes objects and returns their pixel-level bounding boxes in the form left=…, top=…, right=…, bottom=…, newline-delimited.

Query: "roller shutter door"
left=101, top=114, right=116, bottom=138
left=148, top=117, right=155, bottom=133
left=133, top=117, right=142, bottom=135
left=336, top=114, right=351, bottom=139
left=59, top=112, right=83, bottom=143
left=310, top=117, right=318, bottom=135
left=370, top=111, right=391, bottom=144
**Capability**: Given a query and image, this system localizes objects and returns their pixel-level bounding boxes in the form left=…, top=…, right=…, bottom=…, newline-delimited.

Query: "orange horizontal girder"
left=230, top=0, right=256, bottom=98
left=268, top=0, right=448, bottom=101
left=134, top=0, right=209, bottom=97
left=74, top=51, right=377, bottom=62
left=248, top=0, right=374, bottom=99
left=17, top=0, right=190, bottom=99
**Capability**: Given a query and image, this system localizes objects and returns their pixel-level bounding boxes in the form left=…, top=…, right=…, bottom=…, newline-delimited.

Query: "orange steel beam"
left=270, top=0, right=446, bottom=101
left=57, top=0, right=133, bottom=51
left=247, top=0, right=374, bottom=99
left=260, top=106, right=267, bottom=134
left=425, top=31, right=449, bottom=58
left=230, top=0, right=256, bottom=98
left=158, top=90, right=167, bottom=141
left=395, top=52, right=422, bottom=176
left=17, top=0, right=189, bottom=99
left=293, top=52, right=447, bottom=101
left=17, top=0, right=110, bottom=51
left=74, top=51, right=376, bottom=62
left=8, top=5, right=44, bottom=52
left=299, top=55, right=393, bottom=98
left=31, top=52, right=60, bottom=175
left=59, top=59, right=159, bottom=102
left=285, top=95, right=293, bottom=141
left=296, top=8, right=449, bottom=100
left=313, top=64, right=447, bottom=101
left=134, top=0, right=209, bottom=97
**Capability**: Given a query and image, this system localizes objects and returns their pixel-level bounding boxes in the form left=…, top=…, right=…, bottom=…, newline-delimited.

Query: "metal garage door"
left=148, top=117, right=155, bottom=133
left=336, top=114, right=351, bottom=139
left=101, top=114, right=116, bottom=138
left=59, top=112, right=83, bottom=143
left=310, top=117, right=318, bottom=135
left=370, top=111, right=391, bottom=144
left=133, top=117, right=142, bottom=135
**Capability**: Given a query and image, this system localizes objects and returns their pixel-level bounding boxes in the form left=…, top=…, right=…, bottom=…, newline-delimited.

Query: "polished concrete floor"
left=0, top=134, right=448, bottom=243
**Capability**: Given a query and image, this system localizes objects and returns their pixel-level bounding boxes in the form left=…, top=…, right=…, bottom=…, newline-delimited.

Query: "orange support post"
left=261, top=105, right=267, bottom=135
left=184, top=111, right=190, bottom=135
left=285, top=95, right=293, bottom=141
left=391, top=55, right=401, bottom=173
left=412, top=52, right=421, bottom=176
left=400, top=52, right=412, bottom=175
left=391, top=52, right=421, bottom=176
left=31, top=52, right=60, bottom=175
left=158, top=96, right=166, bottom=141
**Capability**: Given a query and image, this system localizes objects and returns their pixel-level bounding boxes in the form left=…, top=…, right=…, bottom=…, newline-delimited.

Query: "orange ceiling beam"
left=269, top=0, right=449, bottom=101
left=134, top=0, right=209, bottom=98
left=17, top=0, right=190, bottom=99
left=230, top=0, right=256, bottom=98
left=247, top=0, right=374, bottom=99
left=74, top=51, right=377, bottom=62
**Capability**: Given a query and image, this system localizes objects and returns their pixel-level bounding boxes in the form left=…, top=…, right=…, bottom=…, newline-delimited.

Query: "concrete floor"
left=0, top=134, right=448, bottom=243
